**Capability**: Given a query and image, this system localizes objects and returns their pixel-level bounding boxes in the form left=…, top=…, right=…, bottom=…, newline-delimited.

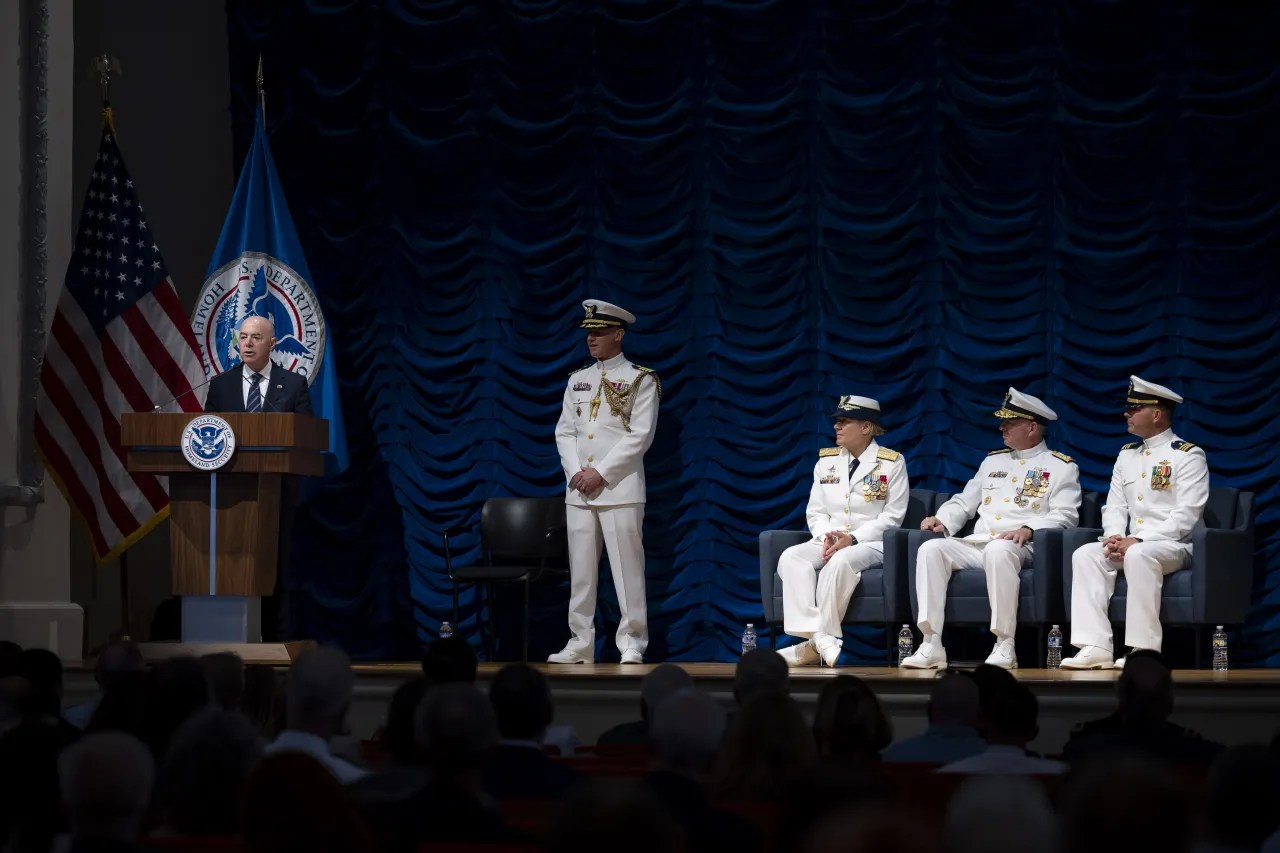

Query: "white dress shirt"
left=1102, top=428, right=1209, bottom=543
left=265, top=730, right=368, bottom=783
left=935, top=441, right=1081, bottom=540
left=241, top=360, right=273, bottom=409
left=555, top=352, right=660, bottom=507
left=938, top=744, right=1067, bottom=775
left=805, top=441, right=910, bottom=549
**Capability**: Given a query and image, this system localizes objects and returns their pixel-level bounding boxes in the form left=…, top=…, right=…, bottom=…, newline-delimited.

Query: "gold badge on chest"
left=1150, top=461, right=1173, bottom=490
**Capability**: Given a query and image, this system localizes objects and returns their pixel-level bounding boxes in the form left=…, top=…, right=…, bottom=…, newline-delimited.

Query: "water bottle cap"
left=746, top=623, right=754, bottom=628
left=1216, top=625, right=1223, bottom=629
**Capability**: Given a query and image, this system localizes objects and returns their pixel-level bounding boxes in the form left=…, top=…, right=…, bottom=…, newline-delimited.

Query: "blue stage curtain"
left=225, top=1, right=1280, bottom=663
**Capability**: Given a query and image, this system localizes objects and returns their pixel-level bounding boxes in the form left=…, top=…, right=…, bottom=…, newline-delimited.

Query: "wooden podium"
left=121, top=412, right=327, bottom=662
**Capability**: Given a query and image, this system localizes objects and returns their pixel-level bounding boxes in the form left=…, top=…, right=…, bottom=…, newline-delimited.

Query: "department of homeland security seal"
left=190, top=252, right=327, bottom=384
left=182, top=415, right=236, bottom=471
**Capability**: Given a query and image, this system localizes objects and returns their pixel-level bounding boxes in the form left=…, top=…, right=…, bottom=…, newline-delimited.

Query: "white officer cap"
left=1126, top=375, right=1183, bottom=408
left=993, top=387, right=1057, bottom=424
left=581, top=299, right=636, bottom=330
left=831, top=395, right=882, bottom=427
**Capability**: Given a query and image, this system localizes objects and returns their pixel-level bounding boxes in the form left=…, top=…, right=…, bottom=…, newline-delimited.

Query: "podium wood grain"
left=120, top=412, right=327, bottom=598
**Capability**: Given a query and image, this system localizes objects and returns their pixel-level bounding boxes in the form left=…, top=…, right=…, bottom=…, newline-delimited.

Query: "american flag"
left=34, top=116, right=205, bottom=563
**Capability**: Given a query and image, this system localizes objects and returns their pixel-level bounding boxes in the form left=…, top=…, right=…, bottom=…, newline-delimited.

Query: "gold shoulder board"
left=1122, top=442, right=1139, bottom=451
left=988, top=448, right=1013, bottom=456
left=1172, top=440, right=1197, bottom=452
left=876, top=447, right=900, bottom=462
left=818, top=447, right=841, bottom=457
left=1051, top=450, right=1074, bottom=464
left=634, top=366, right=663, bottom=400
left=568, top=362, right=594, bottom=376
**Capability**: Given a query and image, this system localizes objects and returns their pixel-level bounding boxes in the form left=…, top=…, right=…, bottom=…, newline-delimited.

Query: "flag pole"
left=256, top=55, right=266, bottom=120
left=91, top=52, right=131, bottom=644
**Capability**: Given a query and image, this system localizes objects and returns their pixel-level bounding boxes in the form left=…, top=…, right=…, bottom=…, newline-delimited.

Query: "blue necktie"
left=247, top=372, right=264, bottom=413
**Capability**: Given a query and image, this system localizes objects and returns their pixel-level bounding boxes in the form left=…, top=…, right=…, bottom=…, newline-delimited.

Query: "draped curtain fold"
left=225, top=0, right=1280, bottom=663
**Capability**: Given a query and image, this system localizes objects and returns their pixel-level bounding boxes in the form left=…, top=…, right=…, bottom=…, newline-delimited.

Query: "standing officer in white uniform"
left=901, top=388, right=1081, bottom=670
left=1061, top=377, right=1209, bottom=669
left=549, top=300, right=661, bottom=665
left=777, top=396, right=910, bottom=667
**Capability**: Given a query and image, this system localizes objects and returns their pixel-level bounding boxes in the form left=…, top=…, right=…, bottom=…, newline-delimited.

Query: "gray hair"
left=415, top=682, right=499, bottom=777
left=649, top=688, right=726, bottom=776
left=733, top=647, right=788, bottom=704
left=640, top=663, right=694, bottom=719
left=59, top=732, right=155, bottom=840
left=946, top=775, right=1056, bottom=853
left=163, top=708, right=264, bottom=835
left=286, top=646, right=355, bottom=727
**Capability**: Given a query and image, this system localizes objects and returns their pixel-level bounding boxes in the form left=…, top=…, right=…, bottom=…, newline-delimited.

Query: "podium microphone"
left=152, top=374, right=216, bottom=413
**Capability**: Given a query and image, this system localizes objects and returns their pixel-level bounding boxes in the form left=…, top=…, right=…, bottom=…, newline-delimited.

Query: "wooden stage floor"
left=352, top=661, right=1277, bottom=686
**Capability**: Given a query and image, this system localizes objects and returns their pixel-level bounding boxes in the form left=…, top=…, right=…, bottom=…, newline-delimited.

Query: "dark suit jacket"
left=482, top=743, right=585, bottom=801
left=597, top=719, right=649, bottom=747
left=203, top=363, right=313, bottom=414
left=642, top=771, right=759, bottom=853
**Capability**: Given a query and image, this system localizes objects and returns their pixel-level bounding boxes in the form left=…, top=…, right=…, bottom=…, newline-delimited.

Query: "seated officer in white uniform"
left=901, top=388, right=1081, bottom=670
left=777, top=396, right=909, bottom=667
left=1061, top=376, right=1209, bottom=669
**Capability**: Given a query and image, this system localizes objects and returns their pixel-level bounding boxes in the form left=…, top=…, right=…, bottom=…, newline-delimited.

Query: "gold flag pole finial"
left=256, top=55, right=266, bottom=118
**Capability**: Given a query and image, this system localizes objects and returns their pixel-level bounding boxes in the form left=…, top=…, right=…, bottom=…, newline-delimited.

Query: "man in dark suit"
left=203, top=316, right=313, bottom=641
left=482, top=664, right=583, bottom=801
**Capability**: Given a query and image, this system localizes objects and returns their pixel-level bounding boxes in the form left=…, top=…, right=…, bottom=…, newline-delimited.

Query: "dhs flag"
left=191, top=103, right=348, bottom=475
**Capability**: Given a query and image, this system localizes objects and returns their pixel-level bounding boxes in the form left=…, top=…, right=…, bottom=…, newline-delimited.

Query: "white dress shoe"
left=900, top=642, right=948, bottom=670
left=1112, top=656, right=1126, bottom=669
left=547, top=648, right=592, bottom=664
left=985, top=637, right=1018, bottom=670
left=1060, top=645, right=1115, bottom=670
left=779, top=640, right=820, bottom=666
left=620, top=649, right=644, bottom=664
left=813, top=632, right=843, bottom=667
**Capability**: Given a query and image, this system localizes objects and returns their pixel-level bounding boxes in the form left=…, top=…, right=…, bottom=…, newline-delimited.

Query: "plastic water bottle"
left=1212, top=625, right=1228, bottom=671
left=1047, top=624, right=1063, bottom=669
left=439, top=621, right=454, bottom=640
left=741, top=624, right=757, bottom=655
left=897, top=625, right=914, bottom=665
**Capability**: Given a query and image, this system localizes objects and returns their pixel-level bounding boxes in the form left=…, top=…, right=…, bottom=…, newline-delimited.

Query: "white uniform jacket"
left=1101, top=429, right=1208, bottom=543
left=805, top=442, right=910, bottom=550
left=554, top=353, right=660, bottom=507
left=935, top=442, right=1081, bottom=540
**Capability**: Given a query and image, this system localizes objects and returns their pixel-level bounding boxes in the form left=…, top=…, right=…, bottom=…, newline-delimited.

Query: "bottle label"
left=1048, top=637, right=1061, bottom=647
left=1213, top=638, right=1226, bottom=648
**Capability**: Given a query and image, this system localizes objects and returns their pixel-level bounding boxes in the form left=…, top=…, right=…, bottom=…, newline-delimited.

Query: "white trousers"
left=1069, top=540, right=1191, bottom=653
left=778, top=541, right=883, bottom=638
left=915, top=537, right=1032, bottom=640
left=565, top=503, right=648, bottom=658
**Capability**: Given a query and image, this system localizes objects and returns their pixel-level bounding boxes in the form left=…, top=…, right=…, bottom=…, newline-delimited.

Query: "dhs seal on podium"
left=182, top=415, right=237, bottom=471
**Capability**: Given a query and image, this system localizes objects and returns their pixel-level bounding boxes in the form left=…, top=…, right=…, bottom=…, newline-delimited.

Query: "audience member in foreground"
left=240, top=664, right=285, bottom=740
left=0, top=715, right=68, bottom=853
left=945, top=774, right=1057, bottom=853
left=64, top=641, right=143, bottom=729
left=200, top=651, right=246, bottom=712
left=265, top=645, right=366, bottom=783
left=138, top=656, right=210, bottom=764
left=58, top=732, right=154, bottom=853
left=1059, top=755, right=1192, bottom=853
left=882, top=671, right=985, bottom=764
left=159, top=708, right=263, bottom=837
left=643, top=688, right=757, bottom=853
left=940, top=680, right=1065, bottom=774
left=349, top=677, right=432, bottom=819
left=17, top=648, right=80, bottom=746
left=733, top=648, right=789, bottom=706
left=420, top=636, right=479, bottom=685
left=397, top=682, right=528, bottom=846
left=1200, top=745, right=1280, bottom=853
left=1063, top=651, right=1225, bottom=766
left=714, top=692, right=816, bottom=801
left=812, top=675, right=893, bottom=764
left=483, top=663, right=584, bottom=800
left=597, top=661, right=694, bottom=746
left=800, top=803, right=941, bottom=853
left=242, top=752, right=378, bottom=853
left=545, top=778, right=686, bottom=853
